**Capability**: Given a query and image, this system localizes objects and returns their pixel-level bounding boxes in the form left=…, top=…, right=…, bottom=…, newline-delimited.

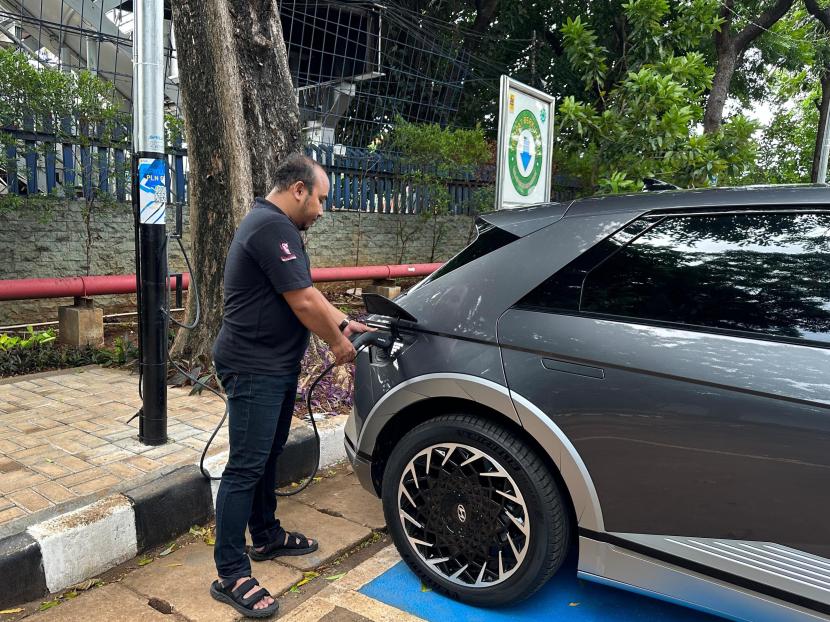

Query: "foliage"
left=0, top=48, right=127, bottom=144
left=556, top=1, right=759, bottom=191
left=0, top=329, right=138, bottom=377
left=0, top=326, right=56, bottom=350
left=743, top=69, right=819, bottom=184
left=0, top=48, right=184, bottom=213
left=388, top=118, right=492, bottom=261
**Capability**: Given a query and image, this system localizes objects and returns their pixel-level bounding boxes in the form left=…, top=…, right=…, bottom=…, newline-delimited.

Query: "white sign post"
left=495, top=76, right=555, bottom=209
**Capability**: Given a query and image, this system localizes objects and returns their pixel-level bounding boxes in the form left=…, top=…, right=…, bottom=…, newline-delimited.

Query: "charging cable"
left=152, top=235, right=392, bottom=495
left=195, top=331, right=390, bottom=495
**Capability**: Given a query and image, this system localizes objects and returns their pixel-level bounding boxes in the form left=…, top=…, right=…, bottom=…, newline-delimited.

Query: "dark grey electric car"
left=344, top=185, right=830, bottom=621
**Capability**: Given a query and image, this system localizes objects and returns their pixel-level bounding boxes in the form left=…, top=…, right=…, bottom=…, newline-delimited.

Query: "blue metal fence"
left=0, top=122, right=187, bottom=204
left=0, top=126, right=580, bottom=213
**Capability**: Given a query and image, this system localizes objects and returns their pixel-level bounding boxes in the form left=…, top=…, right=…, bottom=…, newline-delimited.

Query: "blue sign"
left=139, top=158, right=167, bottom=225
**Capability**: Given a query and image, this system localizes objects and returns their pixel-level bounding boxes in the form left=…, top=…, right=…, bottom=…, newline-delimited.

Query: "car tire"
left=381, top=414, right=570, bottom=606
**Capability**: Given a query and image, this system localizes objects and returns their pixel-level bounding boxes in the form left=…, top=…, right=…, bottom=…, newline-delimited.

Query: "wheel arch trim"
left=357, top=373, right=605, bottom=532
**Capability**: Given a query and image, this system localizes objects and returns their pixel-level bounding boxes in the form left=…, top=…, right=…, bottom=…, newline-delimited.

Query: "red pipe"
left=0, top=264, right=441, bottom=301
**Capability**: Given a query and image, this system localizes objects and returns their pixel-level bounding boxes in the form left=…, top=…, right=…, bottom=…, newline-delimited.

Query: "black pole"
left=138, top=222, right=168, bottom=444
left=136, top=153, right=168, bottom=445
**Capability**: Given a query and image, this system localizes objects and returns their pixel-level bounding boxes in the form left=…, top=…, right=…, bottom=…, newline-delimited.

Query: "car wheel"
left=381, top=414, right=570, bottom=606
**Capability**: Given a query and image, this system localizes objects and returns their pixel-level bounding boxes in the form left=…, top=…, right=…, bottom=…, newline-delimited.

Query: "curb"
left=0, top=418, right=347, bottom=609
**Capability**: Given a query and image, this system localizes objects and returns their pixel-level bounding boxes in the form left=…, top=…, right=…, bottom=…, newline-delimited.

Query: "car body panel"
left=395, top=211, right=643, bottom=340
left=346, top=184, right=830, bottom=619
left=498, top=303, right=830, bottom=561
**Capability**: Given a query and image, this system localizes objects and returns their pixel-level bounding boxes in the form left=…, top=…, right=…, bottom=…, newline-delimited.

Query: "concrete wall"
left=0, top=202, right=474, bottom=325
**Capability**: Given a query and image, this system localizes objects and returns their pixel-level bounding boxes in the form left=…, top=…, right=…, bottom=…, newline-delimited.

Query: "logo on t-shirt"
left=280, top=241, right=297, bottom=262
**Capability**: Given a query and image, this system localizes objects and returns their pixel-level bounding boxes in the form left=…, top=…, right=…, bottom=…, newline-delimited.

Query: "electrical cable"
left=152, top=232, right=369, bottom=496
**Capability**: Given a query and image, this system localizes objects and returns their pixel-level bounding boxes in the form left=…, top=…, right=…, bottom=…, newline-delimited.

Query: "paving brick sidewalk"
left=10, top=469, right=401, bottom=622
left=0, top=366, right=229, bottom=529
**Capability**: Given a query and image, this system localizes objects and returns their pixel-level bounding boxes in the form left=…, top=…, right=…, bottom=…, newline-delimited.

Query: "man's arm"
left=283, top=287, right=355, bottom=365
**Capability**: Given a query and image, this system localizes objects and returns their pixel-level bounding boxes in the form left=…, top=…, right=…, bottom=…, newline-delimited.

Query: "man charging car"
left=209, top=153, right=371, bottom=618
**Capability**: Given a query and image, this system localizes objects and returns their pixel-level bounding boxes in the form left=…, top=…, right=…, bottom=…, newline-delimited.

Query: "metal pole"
left=133, top=0, right=168, bottom=445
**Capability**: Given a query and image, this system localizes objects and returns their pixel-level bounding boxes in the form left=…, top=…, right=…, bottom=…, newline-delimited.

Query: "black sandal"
left=209, top=577, right=278, bottom=619
left=249, top=531, right=319, bottom=560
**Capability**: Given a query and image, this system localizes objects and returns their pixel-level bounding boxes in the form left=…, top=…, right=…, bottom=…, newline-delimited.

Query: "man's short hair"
left=272, top=153, right=322, bottom=193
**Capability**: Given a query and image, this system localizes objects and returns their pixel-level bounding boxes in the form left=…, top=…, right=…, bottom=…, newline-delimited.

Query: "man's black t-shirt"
left=212, top=198, right=312, bottom=375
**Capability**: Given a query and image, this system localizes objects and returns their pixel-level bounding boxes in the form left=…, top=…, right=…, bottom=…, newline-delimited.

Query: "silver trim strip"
left=510, top=390, right=605, bottom=532
left=357, top=373, right=521, bottom=453
left=578, top=537, right=830, bottom=622
left=612, top=533, right=830, bottom=606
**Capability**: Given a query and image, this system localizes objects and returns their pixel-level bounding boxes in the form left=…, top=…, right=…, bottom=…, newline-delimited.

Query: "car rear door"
left=498, top=208, right=830, bottom=570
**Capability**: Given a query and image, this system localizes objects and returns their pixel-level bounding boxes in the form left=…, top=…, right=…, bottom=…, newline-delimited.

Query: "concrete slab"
left=266, top=500, right=372, bottom=572
left=26, top=584, right=170, bottom=621
left=320, top=605, right=375, bottom=622
left=280, top=595, right=338, bottom=621
left=294, top=474, right=386, bottom=531
left=123, top=540, right=302, bottom=622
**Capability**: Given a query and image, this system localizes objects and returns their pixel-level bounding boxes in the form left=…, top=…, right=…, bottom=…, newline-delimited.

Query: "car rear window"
left=580, top=211, right=830, bottom=343
left=418, top=222, right=519, bottom=287
left=518, top=210, right=830, bottom=345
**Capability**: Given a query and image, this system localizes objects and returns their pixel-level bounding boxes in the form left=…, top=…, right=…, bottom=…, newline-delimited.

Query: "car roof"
left=489, top=184, right=830, bottom=228
left=565, top=184, right=830, bottom=217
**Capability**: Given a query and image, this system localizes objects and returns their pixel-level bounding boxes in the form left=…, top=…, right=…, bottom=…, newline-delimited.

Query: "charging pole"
left=133, top=0, right=167, bottom=445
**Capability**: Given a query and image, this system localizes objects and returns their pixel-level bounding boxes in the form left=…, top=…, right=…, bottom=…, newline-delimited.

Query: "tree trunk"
left=170, top=0, right=301, bottom=362
left=812, top=71, right=830, bottom=183
left=703, top=0, right=793, bottom=134
left=703, top=48, right=737, bottom=134
left=806, top=0, right=830, bottom=182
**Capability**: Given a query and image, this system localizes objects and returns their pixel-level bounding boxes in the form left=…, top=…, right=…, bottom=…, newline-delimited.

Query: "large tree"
left=555, top=0, right=758, bottom=191
left=170, top=0, right=301, bottom=361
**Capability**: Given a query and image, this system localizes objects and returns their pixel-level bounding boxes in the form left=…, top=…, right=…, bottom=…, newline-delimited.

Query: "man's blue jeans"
left=213, top=368, right=298, bottom=581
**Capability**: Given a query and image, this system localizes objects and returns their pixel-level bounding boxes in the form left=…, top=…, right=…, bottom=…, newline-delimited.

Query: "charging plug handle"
left=350, top=330, right=393, bottom=350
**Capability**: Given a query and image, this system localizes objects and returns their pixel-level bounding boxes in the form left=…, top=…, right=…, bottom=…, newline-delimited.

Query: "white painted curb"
left=7, top=417, right=349, bottom=602
left=27, top=495, right=137, bottom=593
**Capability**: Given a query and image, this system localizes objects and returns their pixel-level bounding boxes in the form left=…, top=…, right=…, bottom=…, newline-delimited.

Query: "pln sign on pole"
left=495, top=76, right=555, bottom=209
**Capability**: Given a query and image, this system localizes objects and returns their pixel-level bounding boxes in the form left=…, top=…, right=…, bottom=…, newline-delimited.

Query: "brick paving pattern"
left=0, top=366, right=228, bottom=527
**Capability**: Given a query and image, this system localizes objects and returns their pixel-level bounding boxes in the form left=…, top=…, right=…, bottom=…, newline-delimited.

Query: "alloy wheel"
left=397, top=442, right=531, bottom=587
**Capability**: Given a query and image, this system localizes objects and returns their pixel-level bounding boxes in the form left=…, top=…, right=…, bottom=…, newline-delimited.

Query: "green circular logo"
left=508, top=110, right=543, bottom=196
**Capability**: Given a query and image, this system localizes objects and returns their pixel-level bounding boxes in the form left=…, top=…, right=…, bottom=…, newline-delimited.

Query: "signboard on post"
left=495, top=76, right=555, bottom=209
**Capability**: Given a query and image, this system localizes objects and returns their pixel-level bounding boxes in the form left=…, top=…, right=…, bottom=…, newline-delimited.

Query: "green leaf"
left=137, top=556, right=154, bottom=566
left=420, top=582, right=432, bottom=593
left=38, top=601, right=60, bottom=612
left=325, top=573, right=346, bottom=581
left=159, top=543, right=176, bottom=557
left=294, top=571, right=319, bottom=588
left=0, top=608, right=24, bottom=614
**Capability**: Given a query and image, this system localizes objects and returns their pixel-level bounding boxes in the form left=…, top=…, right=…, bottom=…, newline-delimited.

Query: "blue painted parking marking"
left=360, top=553, right=728, bottom=621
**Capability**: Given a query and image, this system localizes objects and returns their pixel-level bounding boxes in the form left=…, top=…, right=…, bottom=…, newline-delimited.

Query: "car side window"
left=580, top=211, right=830, bottom=343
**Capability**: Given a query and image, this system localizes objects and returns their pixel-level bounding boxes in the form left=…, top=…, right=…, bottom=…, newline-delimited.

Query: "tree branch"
left=714, top=0, right=735, bottom=50
left=733, top=0, right=794, bottom=51
left=805, top=0, right=830, bottom=32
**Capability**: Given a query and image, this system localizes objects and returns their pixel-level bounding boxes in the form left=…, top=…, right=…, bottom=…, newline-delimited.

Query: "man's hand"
left=331, top=334, right=357, bottom=366
left=342, top=320, right=375, bottom=339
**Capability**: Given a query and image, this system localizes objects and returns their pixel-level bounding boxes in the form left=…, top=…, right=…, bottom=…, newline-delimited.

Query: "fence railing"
left=0, top=126, right=581, bottom=213
left=0, top=124, right=188, bottom=205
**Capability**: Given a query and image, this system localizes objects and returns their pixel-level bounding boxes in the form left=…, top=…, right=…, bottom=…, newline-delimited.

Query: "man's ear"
left=292, top=181, right=306, bottom=200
